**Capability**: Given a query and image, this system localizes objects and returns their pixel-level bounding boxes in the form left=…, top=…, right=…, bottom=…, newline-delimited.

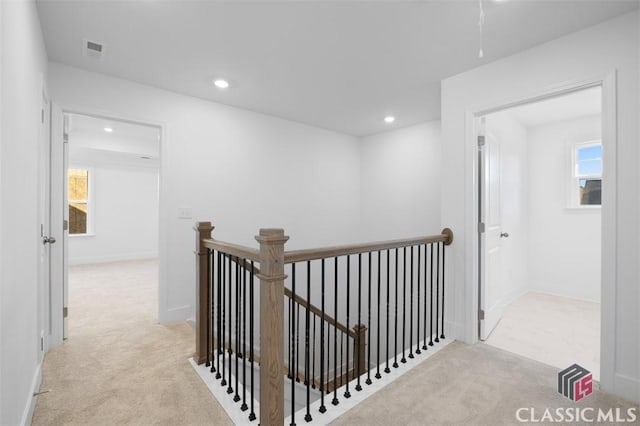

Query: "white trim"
left=49, top=102, right=170, bottom=326
left=163, top=304, right=193, bottom=323
left=20, top=363, right=42, bottom=426
left=613, top=373, right=640, bottom=402
left=464, top=71, right=618, bottom=394
left=191, top=337, right=454, bottom=425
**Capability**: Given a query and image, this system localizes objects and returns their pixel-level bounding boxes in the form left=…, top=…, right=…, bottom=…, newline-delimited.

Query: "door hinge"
left=479, top=309, right=485, bottom=320
left=63, top=220, right=68, bottom=231
left=478, top=222, right=486, bottom=233
left=63, top=307, right=68, bottom=318
left=41, top=109, right=45, bottom=124
left=477, top=135, right=485, bottom=147
left=63, top=133, right=69, bottom=144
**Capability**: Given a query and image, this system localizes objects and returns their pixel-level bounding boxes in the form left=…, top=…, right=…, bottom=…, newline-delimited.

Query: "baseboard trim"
left=20, top=362, right=42, bottom=426
left=614, top=372, right=640, bottom=403
left=68, top=252, right=158, bottom=265
left=160, top=304, right=192, bottom=323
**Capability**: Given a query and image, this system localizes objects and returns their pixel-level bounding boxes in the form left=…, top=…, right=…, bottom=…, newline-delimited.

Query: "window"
left=573, top=142, right=602, bottom=206
left=68, top=169, right=90, bottom=234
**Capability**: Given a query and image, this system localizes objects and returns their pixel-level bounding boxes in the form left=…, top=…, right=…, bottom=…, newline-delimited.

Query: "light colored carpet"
left=484, top=292, right=600, bottom=380
left=31, top=259, right=233, bottom=426
left=332, top=341, right=638, bottom=426
left=33, top=261, right=635, bottom=426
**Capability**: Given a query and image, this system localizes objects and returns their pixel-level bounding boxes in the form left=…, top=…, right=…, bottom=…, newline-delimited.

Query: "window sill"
left=565, top=206, right=601, bottom=212
left=69, top=233, right=95, bottom=238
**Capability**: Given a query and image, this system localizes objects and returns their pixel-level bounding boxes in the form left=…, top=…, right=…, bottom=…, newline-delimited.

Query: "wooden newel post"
left=353, top=323, right=368, bottom=377
left=194, top=221, right=214, bottom=365
left=256, top=228, right=289, bottom=426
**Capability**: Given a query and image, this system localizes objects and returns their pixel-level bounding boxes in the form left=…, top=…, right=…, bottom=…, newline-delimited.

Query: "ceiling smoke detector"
left=83, top=39, right=106, bottom=61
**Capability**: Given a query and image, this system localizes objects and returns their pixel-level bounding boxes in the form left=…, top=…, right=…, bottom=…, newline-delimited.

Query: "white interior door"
left=38, top=82, right=52, bottom=356
left=479, top=131, right=506, bottom=340
left=50, top=103, right=69, bottom=345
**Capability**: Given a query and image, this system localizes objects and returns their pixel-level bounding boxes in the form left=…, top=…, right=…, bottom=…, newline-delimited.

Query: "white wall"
left=485, top=113, right=530, bottom=305
left=68, top=165, right=159, bottom=265
left=360, top=121, right=442, bottom=241
left=0, top=0, right=48, bottom=424
left=528, top=115, right=601, bottom=302
left=442, top=11, right=639, bottom=401
left=48, top=63, right=362, bottom=324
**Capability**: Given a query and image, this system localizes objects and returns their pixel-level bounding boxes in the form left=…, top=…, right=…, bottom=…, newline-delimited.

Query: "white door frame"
left=48, top=105, right=165, bottom=347
left=464, top=71, right=617, bottom=390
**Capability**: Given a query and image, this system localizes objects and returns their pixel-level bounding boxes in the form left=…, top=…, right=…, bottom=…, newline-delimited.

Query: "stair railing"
left=195, top=222, right=453, bottom=425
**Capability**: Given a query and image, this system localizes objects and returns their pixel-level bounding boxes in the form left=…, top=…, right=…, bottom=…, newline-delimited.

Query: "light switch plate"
left=178, top=207, right=193, bottom=219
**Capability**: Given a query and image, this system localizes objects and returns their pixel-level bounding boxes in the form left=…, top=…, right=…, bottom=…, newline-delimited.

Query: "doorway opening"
left=477, top=86, right=603, bottom=380
left=65, top=113, right=161, bottom=338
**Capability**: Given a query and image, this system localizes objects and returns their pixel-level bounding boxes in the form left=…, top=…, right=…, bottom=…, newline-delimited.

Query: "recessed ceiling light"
left=104, top=127, right=113, bottom=133
left=214, top=79, right=230, bottom=89
left=384, top=116, right=395, bottom=124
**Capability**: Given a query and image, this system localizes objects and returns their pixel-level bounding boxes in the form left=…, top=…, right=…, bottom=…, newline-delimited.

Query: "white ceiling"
left=68, top=114, right=160, bottom=168
left=37, top=1, right=637, bottom=136
left=498, top=85, right=602, bottom=128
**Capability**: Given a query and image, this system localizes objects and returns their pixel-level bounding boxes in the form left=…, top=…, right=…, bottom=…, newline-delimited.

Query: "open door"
left=50, top=103, right=69, bottom=345
left=479, top=129, right=507, bottom=340
left=38, top=82, right=52, bottom=356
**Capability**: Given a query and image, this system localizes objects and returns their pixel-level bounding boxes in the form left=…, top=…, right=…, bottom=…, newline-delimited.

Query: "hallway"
left=31, top=262, right=637, bottom=425
left=32, top=260, right=233, bottom=425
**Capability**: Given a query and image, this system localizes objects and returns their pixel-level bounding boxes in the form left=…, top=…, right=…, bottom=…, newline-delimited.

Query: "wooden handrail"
left=285, top=288, right=355, bottom=338
left=202, top=238, right=260, bottom=262
left=226, top=255, right=356, bottom=339
left=283, top=228, right=453, bottom=264
left=196, top=222, right=454, bottom=424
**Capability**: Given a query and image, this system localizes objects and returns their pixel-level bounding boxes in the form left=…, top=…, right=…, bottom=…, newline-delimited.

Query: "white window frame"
left=68, top=166, right=95, bottom=237
left=568, top=140, right=602, bottom=209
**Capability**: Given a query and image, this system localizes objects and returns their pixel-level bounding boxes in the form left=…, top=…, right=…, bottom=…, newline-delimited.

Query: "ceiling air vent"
left=83, top=39, right=106, bottom=61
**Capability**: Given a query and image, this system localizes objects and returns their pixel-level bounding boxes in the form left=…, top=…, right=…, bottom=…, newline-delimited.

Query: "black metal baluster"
left=441, top=242, right=446, bottom=340
left=429, top=243, right=434, bottom=347
left=319, top=259, right=326, bottom=413
left=234, top=259, right=240, bottom=402
left=290, top=264, right=296, bottom=425
left=206, top=248, right=211, bottom=368
left=227, top=255, right=233, bottom=394
left=297, top=304, right=302, bottom=382
left=288, top=281, right=293, bottom=380
left=221, top=254, right=227, bottom=386
left=401, top=247, right=407, bottom=364
left=332, top=257, right=339, bottom=405
left=241, top=260, right=248, bottom=411
left=216, top=251, right=222, bottom=378
left=304, top=262, right=312, bottom=423
left=375, top=250, right=381, bottom=379
left=340, top=331, right=344, bottom=389
left=249, top=261, right=256, bottom=422
left=211, top=251, right=217, bottom=372
left=344, top=256, right=351, bottom=398
left=409, top=246, right=414, bottom=359
left=416, top=245, right=422, bottom=355
left=326, top=321, right=330, bottom=395
left=423, top=244, right=428, bottom=351
left=435, top=242, right=441, bottom=343
left=365, top=252, right=372, bottom=385
left=355, top=253, right=363, bottom=391
left=384, top=249, right=391, bottom=374
left=393, top=248, right=399, bottom=369
left=312, top=311, right=316, bottom=390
